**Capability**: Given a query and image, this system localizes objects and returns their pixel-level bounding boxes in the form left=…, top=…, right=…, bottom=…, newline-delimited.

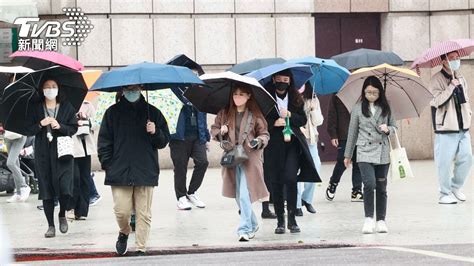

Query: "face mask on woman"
left=275, top=82, right=289, bottom=91
left=233, top=95, right=249, bottom=107
left=43, top=88, right=58, bottom=100
left=123, top=90, right=141, bottom=102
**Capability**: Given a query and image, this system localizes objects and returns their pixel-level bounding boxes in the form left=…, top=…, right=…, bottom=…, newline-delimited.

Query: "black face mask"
left=275, top=82, right=289, bottom=91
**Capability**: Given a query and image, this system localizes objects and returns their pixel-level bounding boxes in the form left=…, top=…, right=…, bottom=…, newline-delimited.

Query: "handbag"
left=43, top=104, right=74, bottom=160
left=4, top=130, right=22, bottom=140
left=219, top=112, right=253, bottom=168
left=56, top=136, right=74, bottom=160
left=388, top=129, right=414, bottom=180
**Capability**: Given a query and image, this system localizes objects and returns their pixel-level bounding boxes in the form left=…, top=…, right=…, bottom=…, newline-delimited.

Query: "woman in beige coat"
left=211, top=84, right=270, bottom=242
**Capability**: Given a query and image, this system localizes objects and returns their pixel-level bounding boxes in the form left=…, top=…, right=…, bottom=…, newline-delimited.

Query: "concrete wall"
left=28, top=0, right=474, bottom=169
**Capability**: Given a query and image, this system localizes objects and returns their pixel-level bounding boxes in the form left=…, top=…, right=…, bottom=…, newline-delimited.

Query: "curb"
left=15, top=242, right=359, bottom=262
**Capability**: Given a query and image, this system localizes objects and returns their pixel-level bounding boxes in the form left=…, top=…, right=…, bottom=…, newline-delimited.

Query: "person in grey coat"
left=344, top=76, right=397, bottom=235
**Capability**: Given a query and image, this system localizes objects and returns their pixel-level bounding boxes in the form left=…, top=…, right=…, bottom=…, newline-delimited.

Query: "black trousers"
left=272, top=141, right=300, bottom=216
left=170, top=139, right=209, bottom=199
left=69, top=156, right=91, bottom=217
left=329, top=140, right=362, bottom=191
left=358, top=162, right=389, bottom=221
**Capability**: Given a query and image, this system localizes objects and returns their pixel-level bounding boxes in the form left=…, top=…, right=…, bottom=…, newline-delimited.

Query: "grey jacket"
left=345, top=102, right=397, bottom=164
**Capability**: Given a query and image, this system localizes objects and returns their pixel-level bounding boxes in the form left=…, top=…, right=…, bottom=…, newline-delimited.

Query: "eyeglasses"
left=365, top=91, right=379, bottom=96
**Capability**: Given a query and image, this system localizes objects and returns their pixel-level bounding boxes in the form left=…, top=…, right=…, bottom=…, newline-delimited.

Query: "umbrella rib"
left=3, top=90, right=35, bottom=126
left=385, top=75, right=421, bottom=117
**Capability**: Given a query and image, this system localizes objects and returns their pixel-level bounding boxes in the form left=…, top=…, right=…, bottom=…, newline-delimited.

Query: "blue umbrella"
left=286, top=57, right=350, bottom=95
left=90, top=62, right=204, bottom=92
left=246, top=63, right=313, bottom=90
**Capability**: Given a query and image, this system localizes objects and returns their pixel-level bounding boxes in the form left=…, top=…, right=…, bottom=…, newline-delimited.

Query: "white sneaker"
left=187, top=194, right=206, bottom=208
left=452, top=189, right=466, bottom=202
left=177, top=196, right=192, bottom=210
left=19, top=186, right=31, bottom=202
left=376, top=220, right=388, bottom=233
left=362, top=217, right=375, bottom=234
left=248, top=224, right=259, bottom=239
left=238, top=234, right=250, bottom=242
left=67, top=210, right=75, bottom=220
left=6, top=194, right=21, bottom=203
left=439, top=194, right=458, bottom=204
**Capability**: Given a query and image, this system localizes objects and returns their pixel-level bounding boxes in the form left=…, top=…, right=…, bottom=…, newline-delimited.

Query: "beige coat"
left=430, top=70, right=472, bottom=133
left=73, top=101, right=97, bottom=158
left=211, top=109, right=270, bottom=203
left=300, top=97, right=324, bottom=144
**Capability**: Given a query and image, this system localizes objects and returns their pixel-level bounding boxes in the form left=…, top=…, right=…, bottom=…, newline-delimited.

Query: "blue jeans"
left=297, top=143, right=321, bottom=208
left=434, top=131, right=472, bottom=196
left=235, top=165, right=258, bottom=236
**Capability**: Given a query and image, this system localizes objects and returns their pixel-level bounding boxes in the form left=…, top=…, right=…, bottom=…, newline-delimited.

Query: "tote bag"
left=389, top=129, right=414, bottom=180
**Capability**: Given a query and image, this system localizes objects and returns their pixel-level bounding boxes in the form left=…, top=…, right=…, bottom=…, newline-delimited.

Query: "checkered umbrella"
left=411, top=39, right=474, bottom=72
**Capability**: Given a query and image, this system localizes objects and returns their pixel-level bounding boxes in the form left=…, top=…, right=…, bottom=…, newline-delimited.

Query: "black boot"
left=302, top=200, right=316, bottom=214
left=295, top=208, right=303, bottom=216
left=287, top=210, right=301, bottom=233
left=261, top=201, right=277, bottom=219
left=274, top=215, right=286, bottom=234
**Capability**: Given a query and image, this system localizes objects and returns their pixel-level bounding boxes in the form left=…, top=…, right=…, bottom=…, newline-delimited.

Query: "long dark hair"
left=360, top=76, right=391, bottom=118
left=38, top=77, right=64, bottom=103
left=225, top=82, right=264, bottom=130
left=301, top=82, right=314, bottom=100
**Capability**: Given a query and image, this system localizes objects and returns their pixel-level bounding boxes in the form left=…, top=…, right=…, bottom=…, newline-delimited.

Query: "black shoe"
left=136, top=250, right=146, bottom=256
left=116, top=232, right=129, bottom=255
left=287, top=210, right=301, bottom=233
left=295, top=208, right=303, bottom=216
left=274, top=215, right=286, bottom=234
left=59, top=216, right=68, bottom=233
left=261, top=210, right=277, bottom=219
left=302, top=200, right=316, bottom=213
left=326, top=182, right=338, bottom=201
left=351, top=190, right=364, bottom=202
left=44, top=226, right=55, bottom=238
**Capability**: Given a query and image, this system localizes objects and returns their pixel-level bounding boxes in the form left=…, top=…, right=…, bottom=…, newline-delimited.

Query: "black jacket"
left=327, top=94, right=351, bottom=140
left=98, top=96, right=170, bottom=187
left=263, top=90, right=321, bottom=183
left=24, top=101, right=78, bottom=200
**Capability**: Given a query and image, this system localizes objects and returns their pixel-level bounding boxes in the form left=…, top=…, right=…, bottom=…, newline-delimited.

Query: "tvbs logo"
left=13, top=7, right=94, bottom=50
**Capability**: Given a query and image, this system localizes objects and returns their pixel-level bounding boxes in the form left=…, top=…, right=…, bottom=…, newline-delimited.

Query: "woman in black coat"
left=24, top=78, right=78, bottom=238
left=263, top=70, right=321, bottom=234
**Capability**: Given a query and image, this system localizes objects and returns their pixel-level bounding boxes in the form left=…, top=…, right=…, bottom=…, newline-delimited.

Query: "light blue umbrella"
left=90, top=62, right=204, bottom=92
left=286, top=57, right=350, bottom=95
left=246, top=63, right=313, bottom=90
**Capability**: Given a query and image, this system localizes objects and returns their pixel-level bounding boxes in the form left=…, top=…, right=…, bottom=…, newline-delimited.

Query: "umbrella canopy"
left=183, top=71, right=276, bottom=116
left=166, top=54, right=204, bottom=75
left=0, top=66, right=34, bottom=95
left=246, top=63, right=313, bottom=90
left=0, top=66, right=88, bottom=135
left=90, top=62, right=204, bottom=92
left=148, top=90, right=183, bottom=135
left=410, top=39, right=474, bottom=70
left=336, top=63, right=432, bottom=120
left=227, top=57, right=286, bottom=75
left=81, top=70, right=103, bottom=102
left=10, top=50, right=84, bottom=71
left=286, top=57, right=349, bottom=95
left=331, top=48, right=404, bottom=71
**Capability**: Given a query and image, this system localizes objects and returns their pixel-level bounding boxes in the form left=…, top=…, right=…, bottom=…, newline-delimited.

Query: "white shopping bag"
left=389, top=129, right=414, bottom=180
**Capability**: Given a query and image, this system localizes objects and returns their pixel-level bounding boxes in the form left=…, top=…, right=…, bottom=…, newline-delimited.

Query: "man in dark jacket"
left=325, top=94, right=363, bottom=202
left=98, top=84, right=170, bottom=256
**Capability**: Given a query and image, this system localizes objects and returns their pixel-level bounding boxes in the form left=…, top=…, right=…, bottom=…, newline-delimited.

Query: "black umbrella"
left=0, top=66, right=87, bottom=135
left=183, top=71, right=276, bottom=116
left=331, top=48, right=404, bottom=71
left=227, top=57, right=286, bottom=75
left=166, top=54, right=205, bottom=75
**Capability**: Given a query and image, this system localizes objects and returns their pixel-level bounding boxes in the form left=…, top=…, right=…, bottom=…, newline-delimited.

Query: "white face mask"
left=448, top=59, right=461, bottom=71
left=43, top=88, right=58, bottom=100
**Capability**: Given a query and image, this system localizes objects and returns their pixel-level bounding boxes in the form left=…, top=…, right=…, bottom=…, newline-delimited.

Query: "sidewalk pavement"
left=0, top=160, right=472, bottom=260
